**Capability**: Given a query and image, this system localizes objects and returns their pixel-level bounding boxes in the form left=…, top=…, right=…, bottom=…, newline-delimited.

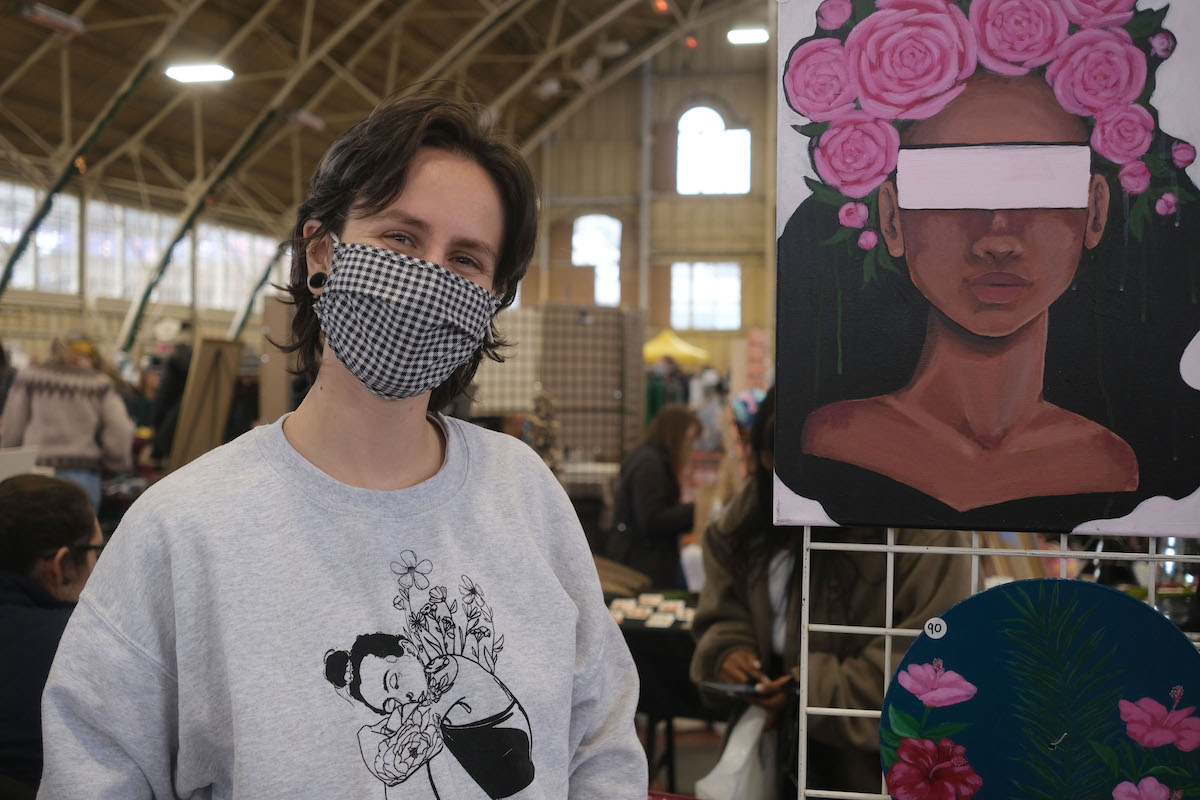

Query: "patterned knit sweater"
left=0, top=363, right=134, bottom=472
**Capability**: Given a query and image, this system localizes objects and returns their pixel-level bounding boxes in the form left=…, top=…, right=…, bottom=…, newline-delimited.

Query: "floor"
left=640, top=716, right=725, bottom=797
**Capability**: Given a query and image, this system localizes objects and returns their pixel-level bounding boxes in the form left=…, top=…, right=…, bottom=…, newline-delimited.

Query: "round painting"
left=880, top=579, right=1200, bottom=799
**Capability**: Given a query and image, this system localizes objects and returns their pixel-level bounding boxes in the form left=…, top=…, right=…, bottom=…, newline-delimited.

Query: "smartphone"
left=701, top=675, right=797, bottom=697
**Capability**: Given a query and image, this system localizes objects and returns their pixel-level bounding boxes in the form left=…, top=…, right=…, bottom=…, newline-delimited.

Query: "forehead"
left=905, top=74, right=1088, bottom=147
left=354, top=147, right=502, bottom=226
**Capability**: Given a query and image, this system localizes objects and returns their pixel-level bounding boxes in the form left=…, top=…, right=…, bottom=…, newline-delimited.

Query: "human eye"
left=385, top=232, right=415, bottom=250
left=451, top=254, right=482, bottom=271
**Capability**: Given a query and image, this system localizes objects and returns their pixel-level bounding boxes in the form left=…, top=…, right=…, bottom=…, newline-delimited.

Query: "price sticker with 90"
left=924, top=617, right=948, bottom=640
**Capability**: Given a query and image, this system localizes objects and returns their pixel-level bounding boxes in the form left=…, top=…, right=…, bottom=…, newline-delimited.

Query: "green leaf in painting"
left=888, top=706, right=921, bottom=739
left=880, top=728, right=901, bottom=748
left=1148, top=765, right=1191, bottom=779
left=876, top=242, right=900, bottom=275
left=881, top=745, right=898, bottom=770
left=805, top=176, right=847, bottom=206
left=1089, top=740, right=1118, bottom=776
left=862, top=246, right=878, bottom=286
left=821, top=227, right=856, bottom=247
left=1126, top=6, right=1169, bottom=39
left=1129, top=192, right=1152, bottom=241
left=923, top=722, right=971, bottom=740
left=1144, top=154, right=1171, bottom=180
left=852, top=0, right=876, bottom=23
left=1137, top=69, right=1157, bottom=106
left=794, top=121, right=829, bottom=138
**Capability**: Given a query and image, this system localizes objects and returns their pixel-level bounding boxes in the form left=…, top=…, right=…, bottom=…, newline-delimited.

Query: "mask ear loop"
left=308, top=231, right=339, bottom=291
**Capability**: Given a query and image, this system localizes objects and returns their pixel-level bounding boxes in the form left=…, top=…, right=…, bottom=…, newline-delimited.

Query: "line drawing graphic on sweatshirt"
left=324, top=551, right=535, bottom=799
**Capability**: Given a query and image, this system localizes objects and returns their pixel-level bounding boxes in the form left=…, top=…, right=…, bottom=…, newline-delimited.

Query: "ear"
left=40, top=546, right=74, bottom=602
left=1084, top=173, right=1110, bottom=250
left=877, top=180, right=906, bottom=258
left=302, top=219, right=333, bottom=297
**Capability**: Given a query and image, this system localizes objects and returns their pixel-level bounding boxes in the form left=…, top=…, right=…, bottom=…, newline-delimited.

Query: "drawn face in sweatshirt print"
left=324, top=551, right=535, bottom=799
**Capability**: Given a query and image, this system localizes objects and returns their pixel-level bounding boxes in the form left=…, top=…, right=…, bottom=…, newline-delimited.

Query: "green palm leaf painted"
left=1001, top=583, right=1126, bottom=799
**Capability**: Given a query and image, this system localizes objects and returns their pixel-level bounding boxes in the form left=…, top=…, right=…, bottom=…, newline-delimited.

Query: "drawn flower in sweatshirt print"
left=323, top=553, right=535, bottom=799
left=391, top=550, right=433, bottom=591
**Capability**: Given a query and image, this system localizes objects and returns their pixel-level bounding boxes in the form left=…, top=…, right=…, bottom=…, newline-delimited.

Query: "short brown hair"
left=0, top=475, right=95, bottom=578
left=643, top=404, right=700, bottom=477
left=280, top=90, right=539, bottom=411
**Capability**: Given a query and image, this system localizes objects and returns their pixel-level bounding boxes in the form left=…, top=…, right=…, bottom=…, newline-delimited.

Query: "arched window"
left=676, top=106, right=751, bottom=195
left=571, top=213, right=622, bottom=307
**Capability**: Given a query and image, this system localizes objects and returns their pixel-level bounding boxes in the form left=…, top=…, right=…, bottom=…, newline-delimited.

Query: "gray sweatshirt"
left=38, top=416, right=646, bottom=799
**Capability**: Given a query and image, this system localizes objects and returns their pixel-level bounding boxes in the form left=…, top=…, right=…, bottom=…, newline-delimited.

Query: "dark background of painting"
left=774, top=139, right=1200, bottom=532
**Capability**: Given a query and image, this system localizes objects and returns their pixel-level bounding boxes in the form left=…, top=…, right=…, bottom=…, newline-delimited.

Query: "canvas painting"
left=774, top=0, right=1200, bottom=534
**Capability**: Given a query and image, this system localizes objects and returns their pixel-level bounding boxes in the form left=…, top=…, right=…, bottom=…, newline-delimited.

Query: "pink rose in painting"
left=1149, top=31, right=1177, bottom=60
left=1118, top=161, right=1151, bottom=195
left=783, top=38, right=857, bottom=122
left=1155, top=193, right=1178, bottom=217
left=1119, top=690, right=1200, bottom=750
left=858, top=230, right=879, bottom=249
left=1091, top=104, right=1155, bottom=164
left=1059, top=0, right=1137, bottom=28
left=1046, top=28, right=1147, bottom=117
left=885, top=738, right=983, bottom=800
left=814, top=112, right=901, bottom=198
left=898, top=659, right=978, bottom=707
left=839, top=202, right=870, bottom=228
left=1112, top=776, right=1171, bottom=800
left=970, top=0, right=1068, bottom=76
left=817, top=0, right=853, bottom=30
left=845, top=0, right=978, bottom=120
left=1173, top=141, right=1197, bottom=169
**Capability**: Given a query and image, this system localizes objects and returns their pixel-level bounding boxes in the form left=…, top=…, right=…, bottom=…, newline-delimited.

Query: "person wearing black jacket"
left=605, top=404, right=699, bottom=588
left=0, top=475, right=102, bottom=793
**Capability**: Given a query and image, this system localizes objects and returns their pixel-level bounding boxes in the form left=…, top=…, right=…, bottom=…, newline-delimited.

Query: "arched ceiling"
left=0, top=0, right=759, bottom=236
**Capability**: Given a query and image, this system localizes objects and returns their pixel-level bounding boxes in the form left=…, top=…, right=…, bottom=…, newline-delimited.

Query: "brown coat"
left=690, top=479, right=973, bottom=792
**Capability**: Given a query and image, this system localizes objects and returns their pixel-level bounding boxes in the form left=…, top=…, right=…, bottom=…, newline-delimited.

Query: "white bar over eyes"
left=897, top=145, right=1092, bottom=210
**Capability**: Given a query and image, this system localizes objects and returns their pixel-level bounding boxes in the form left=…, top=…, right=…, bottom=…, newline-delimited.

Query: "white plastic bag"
left=694, top=706, right=779, bottom=800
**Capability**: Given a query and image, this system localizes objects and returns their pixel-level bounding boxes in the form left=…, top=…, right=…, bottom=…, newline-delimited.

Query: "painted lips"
left=968, top=271, right=1032, bottom=304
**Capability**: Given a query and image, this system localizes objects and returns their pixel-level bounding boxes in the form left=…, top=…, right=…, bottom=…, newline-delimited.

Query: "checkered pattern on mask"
left=314, top=242, right=501, bottom=399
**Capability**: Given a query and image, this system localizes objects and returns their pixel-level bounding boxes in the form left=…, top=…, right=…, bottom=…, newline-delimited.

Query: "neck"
left=283, top=352, right=444, bottom=490
left=900, top=309, right=1049, bottom=448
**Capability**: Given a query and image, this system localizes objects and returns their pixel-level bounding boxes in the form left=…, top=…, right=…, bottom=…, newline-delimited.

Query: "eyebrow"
left=375, top=211, right=499, bottom=263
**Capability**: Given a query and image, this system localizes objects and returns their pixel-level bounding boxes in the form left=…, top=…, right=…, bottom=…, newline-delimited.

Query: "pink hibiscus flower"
left=1112, top=776, right=1173, bottom=800
left=1119, top=686, right=1200, bottom=752
left=899, top=659, right=978, bottom=708
left=886, top=737, right=983, bottom=800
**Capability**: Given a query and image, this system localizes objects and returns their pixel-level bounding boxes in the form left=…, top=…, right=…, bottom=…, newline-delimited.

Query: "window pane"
left=670, top=262, right=741, bottom=330
left=0, top=181, right=38, bottom=290
left=571, top=213, right=622, bottom=307
left=87, top=200, right=124, bottom=299
left=152, top=214, right=191, bottom=307
left=676, top=106, right=752, bottom=196
left=35, top=194, right=79, bottom=293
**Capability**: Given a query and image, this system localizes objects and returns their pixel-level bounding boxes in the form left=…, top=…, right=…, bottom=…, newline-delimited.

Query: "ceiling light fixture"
left=652, top=0, right=669, bottom=14
left=165, top=64, right=234, bottom=83
left=288, top=109, right=325, bottom=133
left=727, top=27, right=769, bottom=45
left=684, top=35, right=698, bottom=50
left=20, top=3, right=85, bottom=35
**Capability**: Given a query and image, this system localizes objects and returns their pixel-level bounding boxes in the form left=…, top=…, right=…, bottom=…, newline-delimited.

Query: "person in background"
left=0, top=475, right=102, bottom=793
left=710, top=388, right=766, bottom=517
left=690, top=387, right=972, bottom=793
left=0, top=339, right=15, bottom=421
left=148, top=323, right=193, bottom=462
left=0, top=334, right=134, bottom=509
left=605, top=404, right=699, bottom=588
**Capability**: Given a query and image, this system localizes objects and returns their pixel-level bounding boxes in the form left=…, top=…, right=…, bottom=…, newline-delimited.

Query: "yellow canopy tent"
left=643, top=328, right=710, bottom=368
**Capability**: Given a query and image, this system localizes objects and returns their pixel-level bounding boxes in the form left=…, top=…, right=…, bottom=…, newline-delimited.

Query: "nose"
left=971, top=211, right=1022, bottom=264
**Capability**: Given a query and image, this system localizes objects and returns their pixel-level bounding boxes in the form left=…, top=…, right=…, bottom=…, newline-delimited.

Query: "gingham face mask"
left=313, top=236, right=501, bottom=399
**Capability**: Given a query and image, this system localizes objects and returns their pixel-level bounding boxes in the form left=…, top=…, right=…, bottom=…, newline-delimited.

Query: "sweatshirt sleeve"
left=805, top=529, right=973, bottom=750
left=38, top=498, right=181, bottom=799
left=38, top=599, right=180, bottom=800
left=567, top=611, right=648, bottom=799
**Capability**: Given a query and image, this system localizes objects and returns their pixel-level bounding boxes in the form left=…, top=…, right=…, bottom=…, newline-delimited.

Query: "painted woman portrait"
left=323, top=557, right=534, bottom=800
left=775, top=0, right=1200, bottom=533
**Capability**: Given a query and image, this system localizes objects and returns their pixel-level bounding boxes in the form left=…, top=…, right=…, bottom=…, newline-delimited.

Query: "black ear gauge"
left=308, top=272, right=328, bottom=290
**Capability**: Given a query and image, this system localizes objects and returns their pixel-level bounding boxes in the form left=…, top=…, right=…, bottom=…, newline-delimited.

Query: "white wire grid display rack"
left=794, top=528, right=1200, bottom=799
